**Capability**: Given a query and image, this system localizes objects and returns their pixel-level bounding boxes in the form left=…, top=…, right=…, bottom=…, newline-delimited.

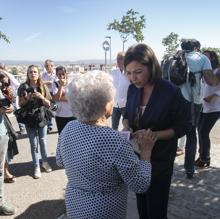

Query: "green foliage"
left=162, top=32, right=180, bottom=57
left=201, top=47, right=220, bottom=60
left=162, top=32, right=220, bottom=61
left=0, top=17, right=10, bottom=43
left=107, top=9, right=146, bottom=51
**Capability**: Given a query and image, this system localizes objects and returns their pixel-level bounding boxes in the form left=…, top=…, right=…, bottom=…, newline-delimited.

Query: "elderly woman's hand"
left=133, top=129, right=157, bottom=160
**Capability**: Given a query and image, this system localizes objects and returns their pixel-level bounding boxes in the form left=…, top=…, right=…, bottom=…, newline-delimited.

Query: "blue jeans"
left=0, top=135, right=9, bottom=205
left=25, top=125, right=48, bottom=167
left=198, top=112, right=220, bottom=161
left=184, top=103, right=202, bottom=174
left=111, top=107, right=126, bottom=130
left=47, top=118, right=53, bottom=129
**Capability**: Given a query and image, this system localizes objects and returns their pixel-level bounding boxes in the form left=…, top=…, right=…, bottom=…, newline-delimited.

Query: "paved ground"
left=2, top=116, right=220, bottom=219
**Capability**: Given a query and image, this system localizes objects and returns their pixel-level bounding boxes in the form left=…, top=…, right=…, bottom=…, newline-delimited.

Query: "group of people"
left=176, top=44, right=220, bottom=176
left=56, top=40, right=220, bottom=219
left=0, top=40, right=219, bottom=218
left=0, top=60, right=75, bottom=215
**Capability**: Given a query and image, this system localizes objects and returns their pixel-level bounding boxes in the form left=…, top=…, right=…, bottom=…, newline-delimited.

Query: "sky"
left=0, top=0, right=220, bottom=62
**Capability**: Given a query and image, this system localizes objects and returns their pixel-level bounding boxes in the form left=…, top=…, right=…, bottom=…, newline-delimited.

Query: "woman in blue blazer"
left=123, top=43, right=189, bottom=219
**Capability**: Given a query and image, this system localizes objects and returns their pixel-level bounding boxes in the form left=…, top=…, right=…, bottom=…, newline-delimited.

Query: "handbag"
left=3, top=113, right=19, bottom=140
left=14, top=107, right=28, bottom=124
left=14, top=105, right=54, bottom=128
left=3, top=113, right=19, bottom=159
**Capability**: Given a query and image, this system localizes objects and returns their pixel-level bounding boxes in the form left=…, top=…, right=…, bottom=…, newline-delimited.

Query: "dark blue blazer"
left=124, top=79, right=189, bottom=178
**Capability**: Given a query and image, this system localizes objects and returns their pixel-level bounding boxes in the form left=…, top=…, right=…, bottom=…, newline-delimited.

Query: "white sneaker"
left=34, top=167, right=41, bottom=179
left=42, top=162, right=52, bottom=173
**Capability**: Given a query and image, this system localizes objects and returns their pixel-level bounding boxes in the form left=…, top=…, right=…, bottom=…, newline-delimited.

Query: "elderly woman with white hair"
left=56, top=71, right=155, bottom=219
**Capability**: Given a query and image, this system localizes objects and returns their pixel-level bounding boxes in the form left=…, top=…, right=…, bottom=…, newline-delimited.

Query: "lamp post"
left=105, top=36, right=111, bottom=71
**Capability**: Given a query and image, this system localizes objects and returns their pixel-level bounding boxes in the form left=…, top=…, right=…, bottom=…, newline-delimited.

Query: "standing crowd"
left=0, top=39, right=220, bottom=218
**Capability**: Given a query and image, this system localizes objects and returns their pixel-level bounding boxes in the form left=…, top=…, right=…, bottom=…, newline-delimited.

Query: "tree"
left=162, top=32, right=180, bottom=57
left=201, top=47, right=220, bottom=60
left=107, top=9, right=146, bottom=51
left=0, top=17, right=10, bottom=43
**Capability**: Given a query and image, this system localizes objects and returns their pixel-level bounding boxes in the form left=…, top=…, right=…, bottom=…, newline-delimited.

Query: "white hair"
left=67, top=71, right=115, bottom=122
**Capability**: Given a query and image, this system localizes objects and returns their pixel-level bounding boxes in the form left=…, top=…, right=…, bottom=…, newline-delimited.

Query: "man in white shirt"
left=41, top=59, right=57, bottom=93
left=111, top=52, right=130, bottom=130
left=41, top=59, right=57, bottom=133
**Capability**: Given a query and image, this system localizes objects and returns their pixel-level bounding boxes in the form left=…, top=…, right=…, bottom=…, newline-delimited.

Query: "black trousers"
left=55, top=116, right=76, bottom=134
left=184, top=102, right=201, bottom=174
left=198, top=111, right=220, bottom=161
left=136, top=174, right=172, bottom=219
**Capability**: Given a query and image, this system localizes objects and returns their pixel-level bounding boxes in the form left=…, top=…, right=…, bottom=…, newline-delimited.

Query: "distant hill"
left=0, top=59, right=113, bottom=65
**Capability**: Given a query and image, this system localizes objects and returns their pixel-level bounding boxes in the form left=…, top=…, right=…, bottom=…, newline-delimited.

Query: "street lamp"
left=102, top=40, right=110, bottom=71
left=105, top=36, right=111, bottom=71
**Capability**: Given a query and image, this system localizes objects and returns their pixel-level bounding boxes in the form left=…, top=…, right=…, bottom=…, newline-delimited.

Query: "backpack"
left=161, top=50, right=188, bottom=86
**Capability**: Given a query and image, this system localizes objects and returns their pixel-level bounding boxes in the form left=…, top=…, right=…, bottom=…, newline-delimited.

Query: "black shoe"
left=195, top=158, right=210, bottom=168
left=186, top=172, right=194, bottom=179
left=194, top=157, right=201, bottom=165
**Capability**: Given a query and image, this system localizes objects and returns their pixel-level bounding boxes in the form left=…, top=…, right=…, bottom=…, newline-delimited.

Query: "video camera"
left=0, top=74, right=12, bottom=108
left=0, top=98, right=11, bottom=108
left=18, top=84, right=58, bottom=111
left=0, top=73, right=10, bottom=90
left=0, top=81, right=10, bottom=90
left=18, top=84, right=37, bottom=97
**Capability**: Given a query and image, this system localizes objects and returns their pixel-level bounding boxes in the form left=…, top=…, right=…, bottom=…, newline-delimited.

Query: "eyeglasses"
left=29, top=71, right=38, bottom=73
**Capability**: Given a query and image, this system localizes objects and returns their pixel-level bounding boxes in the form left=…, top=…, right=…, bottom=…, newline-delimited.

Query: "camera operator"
left=0, top=73, right=19, bottom=184
left=18, top=65, right=52, bottom=179
left=0, top=88, right=15, bottom=215
left=0, top=63, right=25, bottom=134
left=0, top=73, right=14, bottom=112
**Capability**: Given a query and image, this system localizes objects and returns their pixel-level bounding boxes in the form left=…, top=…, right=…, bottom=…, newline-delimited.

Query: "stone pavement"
left=2, top=117, right=220, bottom=219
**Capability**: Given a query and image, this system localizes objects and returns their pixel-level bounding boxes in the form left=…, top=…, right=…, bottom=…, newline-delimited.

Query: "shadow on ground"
left=10, top=156, right=62, bottom=178
left=168, top=163, right=220, bottom=219
left=15, top=199, right=65, bottom=219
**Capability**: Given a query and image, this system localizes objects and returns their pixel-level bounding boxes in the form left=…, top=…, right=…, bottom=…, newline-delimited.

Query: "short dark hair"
left=124, top=43, right=162, bottom=84
left=56, top=66, right=67, bottom=75
left=181, top=39, right=201, bottom=51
